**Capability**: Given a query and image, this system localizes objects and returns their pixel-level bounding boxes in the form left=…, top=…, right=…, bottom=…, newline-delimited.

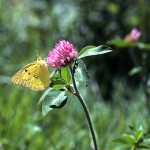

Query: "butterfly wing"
left=11, top=60, right=50, bottom=91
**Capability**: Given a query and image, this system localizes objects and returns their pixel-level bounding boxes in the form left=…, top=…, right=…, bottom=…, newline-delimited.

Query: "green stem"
left=69, top=66, right=98, bottom=150
left=131, top=146, right=136, bottom=150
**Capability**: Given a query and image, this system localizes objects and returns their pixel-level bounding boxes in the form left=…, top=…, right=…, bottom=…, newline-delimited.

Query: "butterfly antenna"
left=36, top=48, right=39, bottom=58
left=36, top=48, right=41, bottom=60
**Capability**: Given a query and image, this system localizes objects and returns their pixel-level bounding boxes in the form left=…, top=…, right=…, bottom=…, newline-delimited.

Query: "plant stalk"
left=69, top=66, right=98, bottom=150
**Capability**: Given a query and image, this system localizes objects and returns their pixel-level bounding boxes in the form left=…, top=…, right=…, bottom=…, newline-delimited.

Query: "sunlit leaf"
left=122, top=134, right=135, bottom=146
left=78, top=45, right=112, bottom=59
left=128, top=66, right=142, bottom=76
left=78, top=45, right=96, bottom=57
left=60, top=67, right=71, bottom=83
left=129, top=125, right=143, bottom=141
left=74, top=58, right=90, bottom=87
left=135, top=130, right=143, bottom=141
left=39, top=88, right=67, bottom=116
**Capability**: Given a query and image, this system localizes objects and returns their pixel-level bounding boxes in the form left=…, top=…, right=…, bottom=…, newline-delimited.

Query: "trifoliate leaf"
left=60, top=67, right=71, bottom=83
left=50, top=79, right=67, bottom=89
left=39, top=88, right=67, bottom=116
left=78, top=45, right=96, bottom=57
left=74, top=58, right=90, bottom=87
left=78, top=45, right=112, bottom=59
left=122, top=134, right=135, bottom=146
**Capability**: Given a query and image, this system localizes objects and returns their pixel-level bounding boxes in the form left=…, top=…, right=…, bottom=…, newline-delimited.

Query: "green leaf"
left=78, top=45, right=96, bottom=57
left=60, top=67, right=71, bottom=83
left=144, top=133, right=150, bottom=139
left=50, top=70, right=61, bottom=81
left=107, top=39, right=150, bottom=50
left=50, top=80, right=67, bottom=89
left=78, top=45, right=112, bottom=59
left=137, top=144, right=150, bottom=149
left=128, top=66, right=142, bottom=76
left=38, top=88, right=51, bottom=104
left=74, top=59, right=90, bottom=87
left=135, top=130, right=143, bottom=141
left=40, top=88, right=67, bottom=116
left=143, top=138, right=150, bottom=147
left=137, top=43, right=150, bottom=50
left=113, top=138, right=129, bottom=145
left=129, top=126, right=143, bottom=141
left=147, top=78, right=150, bottom=87
left=122, top=134, right=135, bottom=146
left=107, top=39, right=137, bottom=47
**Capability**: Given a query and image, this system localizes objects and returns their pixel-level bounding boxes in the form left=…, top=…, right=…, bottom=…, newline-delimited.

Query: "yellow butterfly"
left=11, top=56, right=50, bottom=91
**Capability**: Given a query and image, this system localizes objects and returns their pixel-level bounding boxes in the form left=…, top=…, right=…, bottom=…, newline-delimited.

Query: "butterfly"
left=11, top=56, right=50, bottom=91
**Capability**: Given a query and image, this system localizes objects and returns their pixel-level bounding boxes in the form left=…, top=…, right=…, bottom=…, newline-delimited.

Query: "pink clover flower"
left=46, top=40, right=78, bottom=69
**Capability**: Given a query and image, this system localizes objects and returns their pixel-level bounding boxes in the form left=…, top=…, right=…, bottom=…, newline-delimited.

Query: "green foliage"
left=50, top=79, right=67, bottom=89
left=40, top=88, right=67, bottom=116
left=78, top=46, right=96, bottom=57
left=1, top=78, right=150, bottom=150
left=107, top=39, right=150, bottom=50
left=60, top=67, right=71, bottom=84
left=50, top=70, right=68, bottom=89
left=39, top=43, right=112, bottom=119
left=74, top=58, right=90, bottom=87
left=113, top=126, right=150, bottom=149
left=78, top=45, right=112, bottom=59
left=1, top=0, right=150, bottom=149
left=128, top=66, right=142, bottom=76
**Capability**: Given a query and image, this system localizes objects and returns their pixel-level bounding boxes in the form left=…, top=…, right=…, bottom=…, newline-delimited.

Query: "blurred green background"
left=0, top=0, right=150, bottom=149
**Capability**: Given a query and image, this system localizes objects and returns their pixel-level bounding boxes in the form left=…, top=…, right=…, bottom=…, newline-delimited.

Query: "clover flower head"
left=46, top=40, right=78, bottom=69
left=125, top=28, right=141, bottom=42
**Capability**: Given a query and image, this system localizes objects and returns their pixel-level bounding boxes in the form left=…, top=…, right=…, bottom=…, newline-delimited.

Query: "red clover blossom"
left=46, top=40, right=78, bottom=69
left=125, top=28, right=141, bottom=42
